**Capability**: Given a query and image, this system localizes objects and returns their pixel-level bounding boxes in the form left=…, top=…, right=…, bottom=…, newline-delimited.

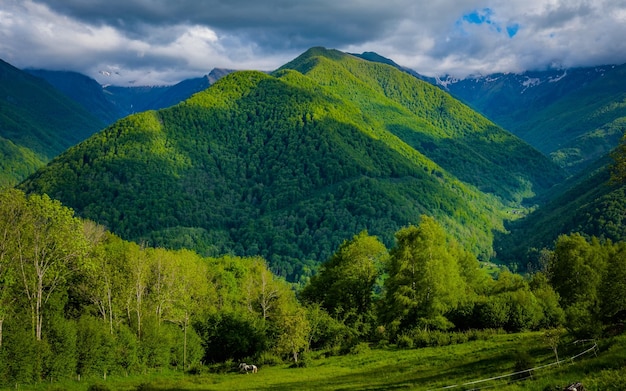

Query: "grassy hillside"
left=0, top=59, right=105, bottom=185
left=20, top=48, right=564, bottom=279
left=20, top=332, right=625, bottom=391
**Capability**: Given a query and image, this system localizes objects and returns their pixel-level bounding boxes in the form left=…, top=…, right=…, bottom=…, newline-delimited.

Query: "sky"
left=1, top=0, right=625, bottom=86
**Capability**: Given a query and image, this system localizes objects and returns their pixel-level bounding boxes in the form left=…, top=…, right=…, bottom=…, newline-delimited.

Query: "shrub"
left=396, top=334, right=414, bottom=349
left=349, top=342, right=371, bottom=355
left=257, top=352, right=283, bottom=366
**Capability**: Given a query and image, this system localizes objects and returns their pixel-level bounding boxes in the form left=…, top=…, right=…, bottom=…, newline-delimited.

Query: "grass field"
left=14, top=332, right=626, bottom=391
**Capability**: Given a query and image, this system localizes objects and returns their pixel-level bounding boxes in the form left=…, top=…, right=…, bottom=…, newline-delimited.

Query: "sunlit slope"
left=21, top=49, right=564, bottom=279
left=280, top=47, right=566, bottom=203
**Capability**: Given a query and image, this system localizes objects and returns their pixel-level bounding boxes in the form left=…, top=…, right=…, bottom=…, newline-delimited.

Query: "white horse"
left=238, top=362, right=258, bottom=373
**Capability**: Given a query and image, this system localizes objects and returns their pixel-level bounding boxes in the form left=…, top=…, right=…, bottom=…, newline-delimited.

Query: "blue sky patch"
left=458, top=8, right=519, bottom=39
left=463, top=8, right=494, bottom=25
left=506, top=23, right=519, bottom=38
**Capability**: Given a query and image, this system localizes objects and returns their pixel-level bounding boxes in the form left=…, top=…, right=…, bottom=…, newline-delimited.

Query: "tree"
left=599, top=242, right=626, bottom=323
left=125, top=242, right=150, bottom=340
left=300, top=231, right=388, bottom=327
left=610, top=132, right=626, bottom=184
left=543, top=328, right=563, bottom=364
left=12, top=193, right=88, bottom=341
left=383, top=216, right=465, bottom=333
left=548, top=234, right=608, bottom=336
left=548, top=234, right=607, bottom=309
left=0, top=189, right=27, bottom=347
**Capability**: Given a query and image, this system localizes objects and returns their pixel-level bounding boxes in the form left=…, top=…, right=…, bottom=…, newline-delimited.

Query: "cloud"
left=1, top=0, right=626, bottom=84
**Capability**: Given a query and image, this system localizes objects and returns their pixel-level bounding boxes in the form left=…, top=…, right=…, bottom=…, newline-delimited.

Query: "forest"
left=1, top=184, right=626, bottom=387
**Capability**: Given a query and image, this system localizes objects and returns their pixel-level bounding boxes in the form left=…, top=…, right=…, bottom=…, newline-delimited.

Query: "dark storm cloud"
left=32, top=0, right=407, bottom=51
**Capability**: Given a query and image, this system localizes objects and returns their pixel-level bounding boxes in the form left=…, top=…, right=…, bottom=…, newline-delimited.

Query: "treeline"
left=1, top=188, right=625, bottom=386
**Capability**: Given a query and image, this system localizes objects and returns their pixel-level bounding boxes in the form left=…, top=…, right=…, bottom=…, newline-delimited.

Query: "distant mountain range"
left=355, top=52, right=625, bottom=175
left=439, top=65, right=626, bottom=173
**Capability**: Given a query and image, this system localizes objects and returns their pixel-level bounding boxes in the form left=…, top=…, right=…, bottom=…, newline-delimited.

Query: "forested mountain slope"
left=20, top=48, right=564, bottom=280
left=0, top=59, right=105, bottom=186
left=26, top=69, right=121, bottom=124
left=440, top=64, right=626, bottom=173
left=281, top=48, right=565, bottom=202
left=495, top=149, right=626, bottom=268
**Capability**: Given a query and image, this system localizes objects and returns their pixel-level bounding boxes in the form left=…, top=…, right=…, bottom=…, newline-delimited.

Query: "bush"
left=257, top=352, right=283, bottom=366
left=349, top=342, right=371, bottom=355
left=396, top=334, right=414, bottom=349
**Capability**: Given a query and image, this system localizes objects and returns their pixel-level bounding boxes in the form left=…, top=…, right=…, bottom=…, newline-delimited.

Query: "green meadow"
left=17, top=332, right=626, bottom=391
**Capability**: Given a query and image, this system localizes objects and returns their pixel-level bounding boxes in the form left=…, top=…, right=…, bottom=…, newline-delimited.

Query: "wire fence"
left=427, top=341, right=598, bottom=390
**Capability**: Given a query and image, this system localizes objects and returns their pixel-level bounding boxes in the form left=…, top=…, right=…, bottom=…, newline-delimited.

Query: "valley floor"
left=13, top=332, right=626, bottom=391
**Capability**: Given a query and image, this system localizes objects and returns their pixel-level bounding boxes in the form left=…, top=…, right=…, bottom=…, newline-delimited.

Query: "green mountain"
left=495, top=151, right=626, bottom=268
left=440, top=64, right=626, bottom=173
left=20, top=48, right=564, bottom=280
left=26, top=69, right=121, bottom=124
left=0, top=59, right=105, bottom=186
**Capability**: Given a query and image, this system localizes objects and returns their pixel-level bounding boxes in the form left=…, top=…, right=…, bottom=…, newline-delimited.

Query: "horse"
left=238, top=362, right=258, bottom=373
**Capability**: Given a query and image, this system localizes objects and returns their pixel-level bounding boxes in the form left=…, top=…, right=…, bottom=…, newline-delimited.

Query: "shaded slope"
left=441, top=65, right=626, bottom=173
left=102, top=68, right=234, bottom=120
left=26, top=69, right=121, bottom=124
left=0, top=59, right=105, bottom=185
left=495, top=154, right=626, bottom=268
left=516, top=64, right=626, bottom=172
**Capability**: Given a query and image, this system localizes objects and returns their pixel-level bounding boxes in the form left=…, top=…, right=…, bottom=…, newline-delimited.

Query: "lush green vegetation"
left=20, top=48, right=566, bottom=280
left=496, top=145, right=626, bottom=268
left=1, top=187, right=625, bottom=390
left=0, top=59, right=104, bottom=186
left=11, top=333, right=626, bottom=391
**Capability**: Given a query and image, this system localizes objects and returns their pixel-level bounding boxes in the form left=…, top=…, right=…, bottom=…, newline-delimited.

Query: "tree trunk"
left=36, top=274, right=43, bottom=341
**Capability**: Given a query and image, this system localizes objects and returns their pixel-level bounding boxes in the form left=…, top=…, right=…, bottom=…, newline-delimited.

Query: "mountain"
left=20, top=47, right=565, bottom=280
left=439, top=65, right=626, bottom=173
left=495, top=151, right=626, bottom=268
left=0, top=59, right=105, bottom=186
left=28, top=68, right=234, bottom=124
left=26, top=69, right=121, bottom=124
left=351, top=51, right=438, bottom=84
